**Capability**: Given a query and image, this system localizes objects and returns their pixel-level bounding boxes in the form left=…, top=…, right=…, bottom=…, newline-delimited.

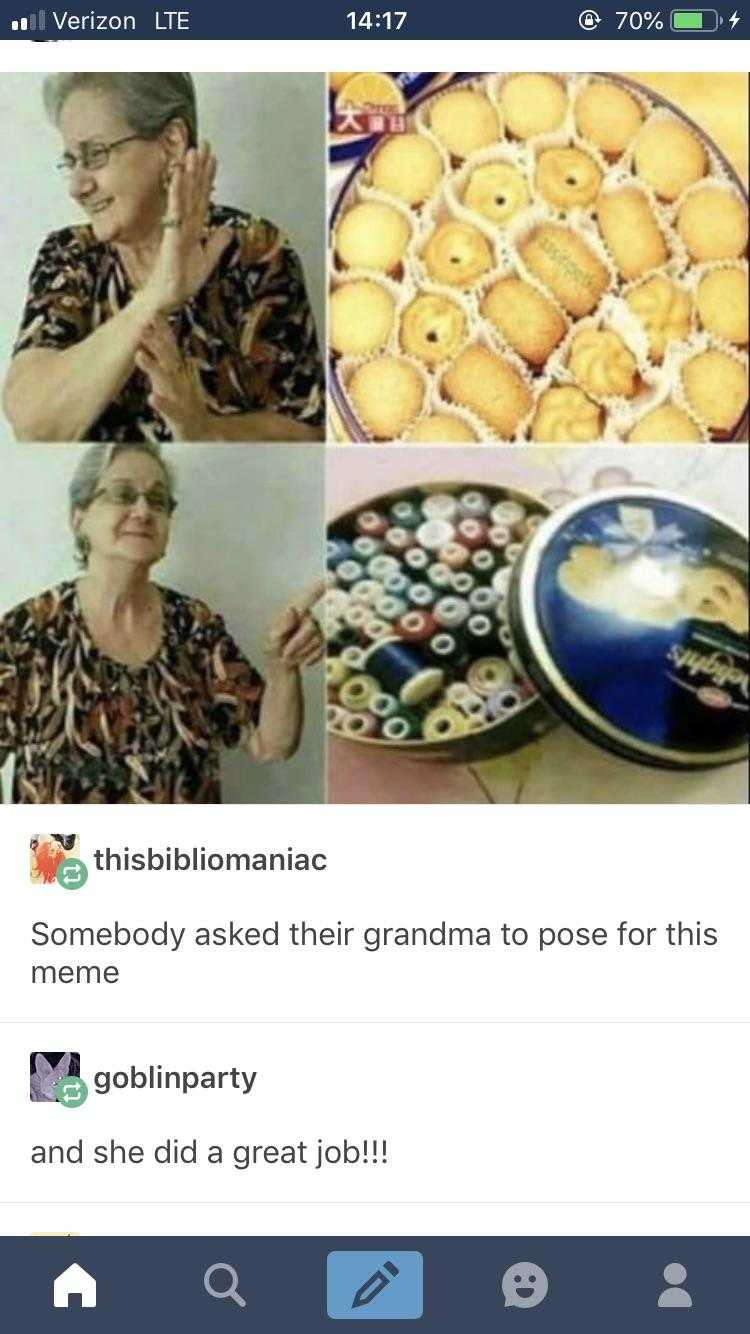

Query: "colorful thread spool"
left=422, top=492, right=458, bottom=522
left=363, top=617, right=391, bottom=643
left=485, top=687, right=524, bottom=721
left=352, top=535, right=383, bottom=561
left=469, top=586, right=497, bottom=613
left=417, top=518, right=455, bottom=552
left=336, top=559, right=364, bottom=587
left=385, top=526, right=415, bottom=554
left=390, top=498, right=422, bottom=529
left=428, top=632, right=462, bottom=665
left=458, top=489, right=491, bottom=519
left=404, top=546, right=430, bottom=573
left=494, top=596, right=509, bottom=622
left=324, top=587, right=350, bottom=618
left=497, top=623, right=514, bottom=650
left=439, top=541, right=470, bottom=571
left=370, top=692, right=399, bottom=719
left=456, top=517, right=488, bottom=549
left=326, top=657, right=349, bottom=689
left=408, top=582, right=436, bottom=608
left=368, top=554, right=401, bottom=581
left=343, top=604, right=370, bottom=630
left=356, top=509, right=388, bottom=538
left=505, top=542, right=523, bottom=565
left=340, top=645, right=366, bottom=672
left=384, top=571, right=410, bottom=597
left=466, top=613, right=494, bottom=647
left=366, top=639, right=445, bottom=707
left=450, top=571, right=475, bottom=596
left=327, top=538, right=353, bottom=569
left=351, top=579, right=382, bottom=607
left=396, top=610, right=439, bottom=643
left=340, top=674, right=379, bottom=711
left=490, top=498, right=526, bottom=528
left=428, top=562, right=453, bottom=591
left=467, top=656, right=515, bottom=698
left=376, top=594, right=407, bottom=621
left=382, top=715, right=417, bottom=742
left=434, top=596, right=470, bottom=629
left=469, top=549, right=496, bottom=578
left=488, top=524, right=512, bottom=551
left=326, top=704, right=349, bottom=731
left=492, top=566, right=513, bottom=596
left=422, top=704, right=469, bottom=741
left=343, top=711, right=379, bottom=738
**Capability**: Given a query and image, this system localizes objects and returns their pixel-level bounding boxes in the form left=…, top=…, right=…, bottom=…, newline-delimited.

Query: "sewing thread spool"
left=469, top=586, right=497, bottom=613
left=327, top=538, right=353, bottom=569
left=505, top=542, right=523, bottom=566
left=343, top=604, right=369, bottom=630
left=340, top=645, right=366, bottom=671
left=396, top=610, right=438, bottom=643
left=370, top=692, right=399, bottom=719
left=339, top=674, right=380, bottom=711
left=350, top=579, right=382, bottom=607
left=488, top=524, right=512, bottom=551
left=456, top=517, right=488, bottom=549
left=375, top=594, right=407, bottom=621
left=408, top=582, right=436, bottom=608
left=439, top=541, right=470, bottom=570
left=422, top=492, right=458, bottom=522
left=417, top=518, right=455, bottom=552
left=324, top=587, right=350, bottom=618
left=497, top=622, right=514, bottom=650
left=326, top=622, right=358, bottom=649
left=470, top=549, right=496, bottom=578
left=467, top=656, right=515, bottom=698
left=466, top=613, right=494, bottom=647
left=450, top=571, right=475, bottom=597
left=390, top=498, right=421, bottom=529
left=326, top=657, right=349, bottom=689
left=356, top=509, right=389, bottom=538
left=492, top=566, right=513, bottom=596
left=326, top=703, right=349, bottom=730
left=385, top=526, right=415, bottom=555
left=427, top=562, right=453, bottom=591
left=384, top=571, right=410, bottom=597
left=517, top=513, right=545, bottom=541
left=343, top=711, right=378, bottom=738
left=363, top=617, right=391, bottom=643
left=485, top=687, right=524, bottom=721
left=490, top=498, right=526, bottom=528
left=427, top=631, right=460, bottom=665
left=366, top=638, right=444, bottom=707
left=368, top=554, right=401, bottom=581
left=422, top=704, right=469, bottom=741
left=434, top=596, right=470, bottom=629
left=382, top=714, right=418, bottom=742
left=494, top=596, right=509, bottom=622
left=458, top=489, right=491, bottom=519
left=352, top=535, right=383, bottom=561
left=404, top=546, right=430, bottom=573
left=336, top=559, right=363, bottom=587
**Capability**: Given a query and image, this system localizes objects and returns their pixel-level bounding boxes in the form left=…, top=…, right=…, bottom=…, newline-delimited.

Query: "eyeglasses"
left=90, top=482, right=176, bottom=514
left=56, top=134, right=148, bottom=175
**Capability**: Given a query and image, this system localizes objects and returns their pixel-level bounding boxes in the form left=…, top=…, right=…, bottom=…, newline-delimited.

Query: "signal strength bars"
left=11, top=9, right=46, bottom=28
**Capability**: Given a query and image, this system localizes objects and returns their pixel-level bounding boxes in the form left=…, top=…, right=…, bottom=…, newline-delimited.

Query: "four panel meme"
left=0, top=70, right=747, bottom=805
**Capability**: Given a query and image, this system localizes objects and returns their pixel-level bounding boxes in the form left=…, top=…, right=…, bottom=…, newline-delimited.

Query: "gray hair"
left=43, top=72, right=198, bottom=148
left=69, top=442, right=176, bottom=565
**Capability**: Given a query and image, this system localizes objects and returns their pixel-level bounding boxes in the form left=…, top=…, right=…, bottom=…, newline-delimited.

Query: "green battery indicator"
left=670, top=8, right=720, bottom=29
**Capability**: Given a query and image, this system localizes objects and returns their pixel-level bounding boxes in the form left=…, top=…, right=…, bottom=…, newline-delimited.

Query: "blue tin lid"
left=510, top=489, right=749, bottom=769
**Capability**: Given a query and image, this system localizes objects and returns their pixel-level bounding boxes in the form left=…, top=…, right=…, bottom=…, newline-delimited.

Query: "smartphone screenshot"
left=0, top=3, right=747, bottom=1328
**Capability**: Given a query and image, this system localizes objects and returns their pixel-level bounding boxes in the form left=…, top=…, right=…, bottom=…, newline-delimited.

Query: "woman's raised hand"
left=144, top=143, right=233, bottom=315
left=262, top=581, right=327, bottom=673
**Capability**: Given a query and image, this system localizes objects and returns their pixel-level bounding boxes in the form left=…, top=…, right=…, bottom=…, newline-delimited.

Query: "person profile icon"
left=658, top=1262, right=693, bottom=1308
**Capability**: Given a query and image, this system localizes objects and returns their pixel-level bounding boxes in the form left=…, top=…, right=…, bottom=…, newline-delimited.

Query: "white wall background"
left=0, top=444, right=325, bottom=804
left=0, top=71, right=326, bottom=426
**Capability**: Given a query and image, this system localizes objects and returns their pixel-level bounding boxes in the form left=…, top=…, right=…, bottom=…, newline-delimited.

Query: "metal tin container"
left=510, top=488, right=749, bottom=769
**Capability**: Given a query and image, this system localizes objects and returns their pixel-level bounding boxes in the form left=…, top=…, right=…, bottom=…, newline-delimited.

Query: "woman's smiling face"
left=58, top=88, right=167, bottom=244
left=73, top=450, right=174, bottom=570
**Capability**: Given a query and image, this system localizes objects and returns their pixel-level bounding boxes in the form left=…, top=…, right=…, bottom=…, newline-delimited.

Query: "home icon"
left=53, top=1262, right=96, bottom=1308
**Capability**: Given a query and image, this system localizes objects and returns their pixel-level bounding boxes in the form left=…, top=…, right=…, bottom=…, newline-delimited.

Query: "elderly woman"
left=0, top=442, right=324, bottom=802
left=3, top=73, right=324, bottom=443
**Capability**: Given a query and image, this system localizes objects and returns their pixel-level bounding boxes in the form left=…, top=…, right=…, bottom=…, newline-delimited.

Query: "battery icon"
left=670, top=8, right=720, bottom=28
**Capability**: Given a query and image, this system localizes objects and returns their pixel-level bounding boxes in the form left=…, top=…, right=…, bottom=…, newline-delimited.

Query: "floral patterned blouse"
left=0, top=582, right=264, bottom=804
left=12, top=204, right=324, bottom=442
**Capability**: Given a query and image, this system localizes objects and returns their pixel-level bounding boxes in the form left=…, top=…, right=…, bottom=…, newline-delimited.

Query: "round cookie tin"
left=327, top=480, right=555, bottom=763
left=329, top=71, right=749, bottom=444
left=509, top=488, right=749, bottom=769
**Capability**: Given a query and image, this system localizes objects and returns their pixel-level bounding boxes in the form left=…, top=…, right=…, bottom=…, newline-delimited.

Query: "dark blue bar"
left=1, top=1236, right=748, bottom=1329
left=2, top=0, right=748, bottom=40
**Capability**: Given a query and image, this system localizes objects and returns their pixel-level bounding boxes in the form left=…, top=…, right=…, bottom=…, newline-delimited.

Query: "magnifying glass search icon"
left=204, top=1262, right=247, bottom=1308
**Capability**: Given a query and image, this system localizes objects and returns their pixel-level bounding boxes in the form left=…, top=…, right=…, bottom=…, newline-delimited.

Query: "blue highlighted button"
left=327, top=1251, right=423, bottom=1320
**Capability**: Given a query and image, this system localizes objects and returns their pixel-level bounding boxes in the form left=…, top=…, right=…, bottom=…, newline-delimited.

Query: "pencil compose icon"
left=352, top=1259, right=400, bottom=1308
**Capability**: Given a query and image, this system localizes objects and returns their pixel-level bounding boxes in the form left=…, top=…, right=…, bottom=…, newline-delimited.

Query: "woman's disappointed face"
left=73, top=450, right=174, bottom=570
left=58, top=88, right=168, bottom=244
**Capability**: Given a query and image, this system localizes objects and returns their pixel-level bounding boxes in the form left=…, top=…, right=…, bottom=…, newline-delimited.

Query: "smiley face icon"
left=501, top=1261, right=549, bottom=1309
